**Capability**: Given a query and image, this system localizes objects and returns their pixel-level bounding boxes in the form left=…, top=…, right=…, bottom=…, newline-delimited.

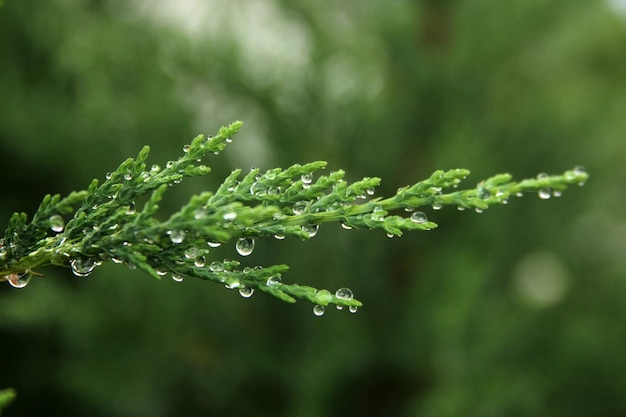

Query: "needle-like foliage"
left=0, top=121, right=589, bottom=314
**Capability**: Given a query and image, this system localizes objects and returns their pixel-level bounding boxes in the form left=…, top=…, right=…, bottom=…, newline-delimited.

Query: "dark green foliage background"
left=1, top=1, right=625, bottom=416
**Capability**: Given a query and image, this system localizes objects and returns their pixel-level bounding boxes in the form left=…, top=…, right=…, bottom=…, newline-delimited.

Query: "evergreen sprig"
left=0, top=121, right=589, bottom=315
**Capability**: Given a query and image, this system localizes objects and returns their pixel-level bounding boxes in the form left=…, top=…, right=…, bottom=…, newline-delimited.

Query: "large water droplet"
left=274, top=234, right=285, bottom=240
left=293, top=201, right=307, bottom=215
left=301, top=173, right=313, bottom=186
left=302, top=224, right=319, bottom=237
left=105, top=172, right=113, bottom=180
left=124, top=171, right=133, bottom=181
left=366, top=187, right=375, bottom=196
left=239, top=286, right=254, bottom=298
left=313, top=305, right=325, bottom=317
left=349, top=305, right=358, bottom=314
left=168, top=230, right=186, bottom=244
left=538, top=189, right=551, bottom=199
left=71, top=258, right=97, bottom=277
left=172, top=273, right=184, bottom=282
left=194, top=256, right=206, bottom=267
left=266, top=276, right=282, bottom=287
left=185, top=247, right=199, bottom=259
left=371, top=206, right=385, bottom=222
left=49, top=215, right=65, bottom=233
left=410, top=211, right=428, bottom=224
left=156, top=267, right=168, bottom=276
left=209, top=261, right=224, bottom=272
left=182, top=144, right=191, bottom=153
left=432, top=203, right=443, bottom=210
left=236, top=238, right=255, bottom=256
left=7, top=272, right=31, bottom=289
left=335, top=287, right=354, bottom=300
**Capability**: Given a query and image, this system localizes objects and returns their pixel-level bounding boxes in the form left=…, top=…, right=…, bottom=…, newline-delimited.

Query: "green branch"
left=0, top=121, right=589, bottom=315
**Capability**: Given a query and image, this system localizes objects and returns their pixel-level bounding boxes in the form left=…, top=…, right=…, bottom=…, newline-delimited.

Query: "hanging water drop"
left=166, top=161, right=174, bottom=169
left=301, top=173, right=313, bottom=186
left=70, top=258, right=97, bottom=277
left=182, top=144, right=191, bottom=153
left=349, top=305, right=358, bottom=314
left=432, top=203, right=442, bottom=210
left=478, top=187, right=491, bottom=199
left=49, top=215, right=65, bottom=233
left=313, top=305, right=325, bottom=317
left=366, top=187, right=375, bottom=196
left=124, top=171, right=133, bottom=181
left=156, top=267, right=168, bottom=276
left=7, top=272, right=31, bottom=289
left=239, top=286, right=254, bottom=298
left=341, top=223, right=353, bottom=230
left=236, top=238, right=255, bottom=256
left=553, top=190, right=563, bottom=197
left=302, top=224, right=319, bottom=237
left=194, top=256, right=206, bottom=267
left=410, top=211, right=428, bottom=224
left=105, top=172, right=113, bottom=180
left=207, top=241, right=221, bottom=248
left=274, top=234, right=285, bottom=240
left=335, top=287, right=354, bottom=300
left=168, top=229, right=186, bottom=244
left=336, top=305, right=344, bottom=310
left=293, top=201, right=307, bottom=215
left=151, top=164, right=160, bottom=173
left=172, top=273, right=184, bottom=282
left=266, top=276, right=282, bottom=287
left=538, top=189, right=552, bottom=199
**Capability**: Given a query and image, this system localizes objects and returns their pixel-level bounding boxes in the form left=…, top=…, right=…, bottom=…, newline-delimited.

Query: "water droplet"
left=183, top=144, right=191, bottom=153
left=516, top=192, right=523, bottom=197
left=156, top=267, right=168, bottom=276
left=239, top=286, right=254, bottom=298
left=236, top=238, right=255, bottom=256
left=366, top=187, right=375, bottom=196
left=193, top=209, right=206, bottom=219
left=274, top=234, right=285, bottom=240
left=223, top=211, right=237, bottom=221
left=168, top=230, right=186, bottom=244
left=105, top=172, right=113, bottom=180
left=226, top=137, right=233, bottom=143
left=335, top=287, right=354, bottom=300
left=341, top=223, right=353, bottom=230
left=457, top=206, right=465, bottom=211
left=250, top=182, right=263, bottom=196
left=293, top=201, right=307, bottom=215
left=475, top=208, right=483, bottom=213
left=124, top=171, right=133, bottom=181
left=7, top=272, right=31, bottom=289
left=112, top=257, right=124, bottom=264
left=151, top=164, right=160, bottom=173
left=301, top=173, right=313, bottom=185
left=207, top=241, right=221, bottom=248
left=194, top=256, right=206, bottom=267
left=166, top=161, right=174, bottom=168
left=70, top=258, right=98, bottom=277
left=386, top=232, right=394, bottom=238
left=209, top=261, right=224, bottom=272
left=266, top=276, right=282, bottom=287
left=185, top=247, right=199, bottom=259
left=313, top=305, right=325, bottom=317
left=126, top=202, right=136, bottom=215
left=371, top=206, right=385, bottom=222
left=538, top=189, right=551, bottom=199
left=432, top=203, right=442, bottom=210
left=302, top=224, right=319, bottom=237
left=478, top=187, right=491, bottom=199
left=49, top=215, right=65, bottom=233
left=172, top=273, right=184, bottom=282
left=537, top=172, right=549, bottom=180
left=349, top=305, right=358, bottom=314
left=404, top=207, right=415, bottom=212
left=552, top=190, right=562, bottom=198
left=336, top=305, right=344, bottom=310
left=410, top=211, right=428, bottom=224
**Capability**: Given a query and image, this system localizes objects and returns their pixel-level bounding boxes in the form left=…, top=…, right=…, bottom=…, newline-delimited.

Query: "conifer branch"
left=0, top=121, right=589, bottom=315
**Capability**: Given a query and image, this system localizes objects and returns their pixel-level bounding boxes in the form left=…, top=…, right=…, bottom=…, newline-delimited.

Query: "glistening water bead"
left=168, top=229, right=186, bottom=244
left=313, top=305, right=325, bottom=317
left=49, top=215, right=65, bottom=233
left=335, top=287, right=354, bottom=300
left=70, top=258, right=98, bottom=277
left=236, top=238, right=255, bottom=256
left=410, top=211, right=428, bottom=224
left=6, top=272, right=31, bottom=289
left=239, top=287, right=254, bottom=298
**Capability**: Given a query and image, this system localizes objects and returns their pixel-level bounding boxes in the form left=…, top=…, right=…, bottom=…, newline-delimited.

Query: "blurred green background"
left=1, top=0, right=626, bottom=416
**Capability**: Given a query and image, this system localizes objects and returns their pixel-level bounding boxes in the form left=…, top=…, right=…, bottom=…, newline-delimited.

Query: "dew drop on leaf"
left=266, top=276, right=282, bottom=287
left=302, top=224, right=319, bottom=237
left=172, top=273, right=185, bottom=282
left=168, top=230, right=185, bottom=244
left=49, top=215, right=65, bottom=233
left=410, top=211, right=428, bottom=224
left=335, top=287, right=354, bottom=301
